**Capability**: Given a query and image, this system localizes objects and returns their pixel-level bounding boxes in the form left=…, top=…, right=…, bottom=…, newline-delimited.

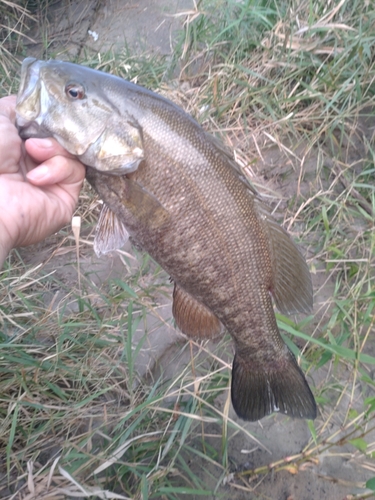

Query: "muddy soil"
left=13, top=1, right=374, bottom=499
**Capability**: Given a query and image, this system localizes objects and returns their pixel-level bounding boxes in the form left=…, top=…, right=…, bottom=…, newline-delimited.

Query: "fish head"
left=16, top=58, right=144, bottom=174
left=16, top=58, right=107, bottom=155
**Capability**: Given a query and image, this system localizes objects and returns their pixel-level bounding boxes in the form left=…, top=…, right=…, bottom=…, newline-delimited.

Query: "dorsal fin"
left=256, top=199, right=313, bottom=315
left=172, top=282, right=224, bottom=339
left=207, top=133, right=259, bottom=196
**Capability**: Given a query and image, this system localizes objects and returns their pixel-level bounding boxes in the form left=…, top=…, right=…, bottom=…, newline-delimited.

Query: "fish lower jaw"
left=16, top=121, right=50, bottom=140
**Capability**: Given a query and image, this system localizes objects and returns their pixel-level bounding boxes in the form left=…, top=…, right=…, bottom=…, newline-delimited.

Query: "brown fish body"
left=16, top=58, right=316, bottom=421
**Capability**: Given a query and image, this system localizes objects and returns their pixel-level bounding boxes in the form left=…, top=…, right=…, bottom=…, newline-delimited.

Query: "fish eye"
left=65, top=83, right=85, bottom=100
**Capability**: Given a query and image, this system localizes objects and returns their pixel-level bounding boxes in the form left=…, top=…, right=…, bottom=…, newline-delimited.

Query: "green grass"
left=1, top=0, right=375, bottom=498
left=0, top=250, right=234, bottom=498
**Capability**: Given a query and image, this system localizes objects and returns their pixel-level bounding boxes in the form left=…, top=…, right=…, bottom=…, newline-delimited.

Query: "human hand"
left=0, top=95, right=86, bottom=266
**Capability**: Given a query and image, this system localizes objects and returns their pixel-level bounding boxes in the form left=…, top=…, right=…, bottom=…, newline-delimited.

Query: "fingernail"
left=27, top=165, right=49, bottom=182
left=28, top=138, right=54, bottom=149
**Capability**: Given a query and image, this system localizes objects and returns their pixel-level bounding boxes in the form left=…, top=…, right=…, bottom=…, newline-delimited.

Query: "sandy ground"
left=15, top=1, right=374, bottom=499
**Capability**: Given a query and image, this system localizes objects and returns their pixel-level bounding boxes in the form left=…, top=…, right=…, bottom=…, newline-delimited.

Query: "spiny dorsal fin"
left=231, top=347, right=317, bottom=421
left=94, top=203, right=129, bottom=257
left=255, top=199, right=313, bottom=315
left=172, top=282, right=224, bottom=339
left=207, top=133, right=259, bottom=197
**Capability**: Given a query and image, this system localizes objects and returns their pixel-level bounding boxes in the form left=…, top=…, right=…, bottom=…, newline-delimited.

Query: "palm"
left=0, top=95, right=85, bottom=259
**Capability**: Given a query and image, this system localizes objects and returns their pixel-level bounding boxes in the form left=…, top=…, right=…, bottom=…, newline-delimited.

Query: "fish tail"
left=231, top=348, right=317, bottom=421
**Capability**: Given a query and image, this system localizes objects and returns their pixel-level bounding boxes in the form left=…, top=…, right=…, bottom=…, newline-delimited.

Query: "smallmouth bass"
left=16, top=58, right=317, bottom=421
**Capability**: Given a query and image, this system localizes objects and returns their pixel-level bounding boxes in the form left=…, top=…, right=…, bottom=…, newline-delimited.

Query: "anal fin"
left=172, top=283, right=224, bottom=339
left=231, top=347, right=317, bottom=421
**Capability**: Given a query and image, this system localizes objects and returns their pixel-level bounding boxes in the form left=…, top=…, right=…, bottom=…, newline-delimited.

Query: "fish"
left=16, top=57, right=317, bottom=421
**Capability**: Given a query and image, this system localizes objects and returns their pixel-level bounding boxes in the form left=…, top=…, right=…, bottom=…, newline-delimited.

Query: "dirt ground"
left=15, top=1, right=374, bottom=499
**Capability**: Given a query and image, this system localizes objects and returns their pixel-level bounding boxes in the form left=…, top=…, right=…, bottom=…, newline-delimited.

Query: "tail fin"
left=231, top=349, right=317, bottom=421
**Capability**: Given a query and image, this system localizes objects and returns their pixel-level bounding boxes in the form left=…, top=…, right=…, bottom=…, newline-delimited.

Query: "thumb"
left=27, top=155, right=86, bottom=187
left=25, top=137, right=76, bottom=162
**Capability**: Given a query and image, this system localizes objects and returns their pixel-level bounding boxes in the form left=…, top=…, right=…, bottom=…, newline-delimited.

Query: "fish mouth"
left=16, top=58, right=47, bottom=133
left=16, top=58, right=41, bottom=112
left=16, top=58, right=56, bottom=140
left=17, top=121, right=51, bottom=140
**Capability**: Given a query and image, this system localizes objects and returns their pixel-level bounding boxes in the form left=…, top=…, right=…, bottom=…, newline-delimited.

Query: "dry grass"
left=0, top=0, right=36, bottom=84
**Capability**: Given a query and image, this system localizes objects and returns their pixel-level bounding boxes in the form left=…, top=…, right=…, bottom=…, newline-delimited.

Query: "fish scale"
left=16, top=57, right=317, bottom=421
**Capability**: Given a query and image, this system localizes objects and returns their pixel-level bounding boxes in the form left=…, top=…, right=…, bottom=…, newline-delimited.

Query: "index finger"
left=0, top=95, right=17, bottom=122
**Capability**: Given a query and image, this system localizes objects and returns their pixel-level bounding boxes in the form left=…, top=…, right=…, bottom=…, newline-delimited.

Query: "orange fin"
left=231, top=347, right=317, bottom=421
left=256, top=199, right=313, bottom=315
left=94, top=203, right=129, bottom=257
left=172, top=283, right=224, bottom=339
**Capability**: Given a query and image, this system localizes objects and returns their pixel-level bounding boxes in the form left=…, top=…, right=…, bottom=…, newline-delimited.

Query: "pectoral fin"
left=86, top=168, right=170, bottom=233
left=172, top=283, right=224, bottom=339
left=94, top=203, right=129, bottom=257
left=122, top=178, right=171, bottom=230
